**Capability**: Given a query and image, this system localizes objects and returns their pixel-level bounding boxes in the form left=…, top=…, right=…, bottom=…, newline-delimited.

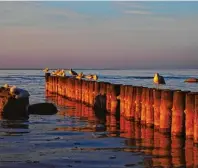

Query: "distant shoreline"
left=0, top=68, right=197, bottom=70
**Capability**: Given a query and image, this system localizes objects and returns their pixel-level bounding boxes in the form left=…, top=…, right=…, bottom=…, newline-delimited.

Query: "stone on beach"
left=184, top=78, right=198, bottom=83
left=28, top=103, right=58, bottom=115
left=0, top=87, right=29, bottom=119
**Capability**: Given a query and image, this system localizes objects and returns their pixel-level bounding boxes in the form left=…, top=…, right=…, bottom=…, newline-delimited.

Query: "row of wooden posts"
left=45, top=73, right=198, bottom=144
left=46, top=93, right=198, bottom=168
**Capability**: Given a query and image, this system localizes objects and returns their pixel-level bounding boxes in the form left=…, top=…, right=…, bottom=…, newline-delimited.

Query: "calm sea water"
left=0, top=69, right=198, bottom=168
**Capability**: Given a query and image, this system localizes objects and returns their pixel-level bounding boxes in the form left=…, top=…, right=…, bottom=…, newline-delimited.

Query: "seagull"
left=92, top=74, right=98, bottom=81
left=69, top=69, right=78, bottom=76
left=84, top=74, right=98, bottom=80
left=76, top=72, right=84, bottom=79
left=3, top=84, right=10, bottom=89
left=84, top=74, right=93, bottom=80
left=43, top=67, right=49, bottom=73
left=153, top=73, right=166, bottom=88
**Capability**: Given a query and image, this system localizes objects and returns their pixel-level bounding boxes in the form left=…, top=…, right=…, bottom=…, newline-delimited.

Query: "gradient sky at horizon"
left=0, top=1, right=198, bottom=69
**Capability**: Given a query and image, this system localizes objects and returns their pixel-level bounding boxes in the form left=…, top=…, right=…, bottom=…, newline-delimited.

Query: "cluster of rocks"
left=0, top=84, right=57, bottom=120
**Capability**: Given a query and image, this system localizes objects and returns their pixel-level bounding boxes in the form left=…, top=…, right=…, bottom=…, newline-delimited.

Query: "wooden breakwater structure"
left=45, top=73, right=198, bottom=143
left=46, top=93, right=198, bottom=168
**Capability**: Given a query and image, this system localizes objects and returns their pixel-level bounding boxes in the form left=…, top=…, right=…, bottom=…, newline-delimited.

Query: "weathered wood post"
left=84, top=80, right=89, bottom=104
left=141, top=87, right=147, bottom=125
left=135, top=86, right=142, bottom=123
left=194, top=94, right=198, bottom=144
left=106, top=83, right=111, bottom=112
left=94, top=81, right=100, bottom=98
left=45, top=73, right=51, bottom=91
left=88, top=81, right=95, bottom=106
left=171, top=91, right=187, bottom=136
left=185, top=92, right=195, bottom=139
left=125, top=86, right=134, bottom=119
left=123, top=85, right=129, bottom=117
left=65, top=77, right=69, bottom=98
left=57, top=77, right=62, bottom=96
left=160, top=89, right=173, bottom=133
left=110, top=84, right=120, bottom=115
left=145, top=88, right=154, bottom=127
left=120, top=85, right=125, bottom=116
left=81, top=80, right=86, bottom=103
left=74, top=78, right=79, bottom=101
left=153, top=89, right=161, bottom=130
left=51, top=76, right=54, bottom=93
left=55, top=76, right=59, bottom=94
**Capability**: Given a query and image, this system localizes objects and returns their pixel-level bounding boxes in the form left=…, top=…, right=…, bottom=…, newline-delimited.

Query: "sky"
left=0, top=1, right=198, bottom=69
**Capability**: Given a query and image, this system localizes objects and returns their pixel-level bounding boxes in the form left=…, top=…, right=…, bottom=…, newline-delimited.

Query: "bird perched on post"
left=69, top=69, right=78, bottom=76
left=153, top=73, right=166, bottom=88
left=43, top=67, right=49, bottom=73
left=76, top=72, right=84, bottom=79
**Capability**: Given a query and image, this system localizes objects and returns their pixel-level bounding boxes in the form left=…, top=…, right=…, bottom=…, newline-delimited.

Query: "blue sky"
left=0, top=1, right=198, bottom=69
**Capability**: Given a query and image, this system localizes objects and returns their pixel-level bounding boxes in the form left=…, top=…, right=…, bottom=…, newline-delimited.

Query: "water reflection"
left=46, top=92, right=198, bottom=168
left=0, top=119, right=29, bottom=135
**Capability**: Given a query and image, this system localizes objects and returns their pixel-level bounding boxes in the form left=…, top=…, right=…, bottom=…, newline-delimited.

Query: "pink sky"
left=0, top=2, right=198, bottom=69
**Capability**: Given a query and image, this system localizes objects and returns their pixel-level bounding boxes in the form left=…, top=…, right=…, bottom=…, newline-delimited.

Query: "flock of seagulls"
left=43, top=68, right=166, bottom=85
left=43, top=68, right=98, bottom=81
left=3, top=84, right=30, bottom=99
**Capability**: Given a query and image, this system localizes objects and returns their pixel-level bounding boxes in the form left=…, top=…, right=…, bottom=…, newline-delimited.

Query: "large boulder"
left=28, top=103, right=58, bottom=115
left=1, top=98, right=29, bottom=120
left=184, top=78, right=198, bottom=83
left=0, top=87, right=29, bottom=120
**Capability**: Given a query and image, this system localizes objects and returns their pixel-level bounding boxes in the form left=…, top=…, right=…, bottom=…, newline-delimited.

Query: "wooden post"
left=106, top=83, right=111, bottom=112
left=194, top=94, right=198, bottom=144
left=146, top=88, right=154, bottom=127
left=185, top=92, right=195, bottom=139
left=153, top=89, right=161, bottom=130
left=88, top=81, right=95, bottom=106
left=135, top=86, right=142, bottom=123
left=172, top=91, right=187, bottom=136
left=141, top=87, right=147, bottom=125
left=110, top=84, right=120, bottom=115
left=125, top=86, right=134, bottom=120
left=120, top=85, right=125, bottom=116
left=45, top=73, right=50, bottom=91
left=160, top=90, right=173, bottom=134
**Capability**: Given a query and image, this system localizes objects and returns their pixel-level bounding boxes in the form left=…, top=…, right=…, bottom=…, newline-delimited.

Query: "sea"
left=0, top=69, right=197, bottom=168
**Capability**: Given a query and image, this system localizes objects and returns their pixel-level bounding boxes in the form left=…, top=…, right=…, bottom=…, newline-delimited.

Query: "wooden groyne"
left=45, top=73, right=198, bottom=144
left=47, top=93, right=198, bottom=167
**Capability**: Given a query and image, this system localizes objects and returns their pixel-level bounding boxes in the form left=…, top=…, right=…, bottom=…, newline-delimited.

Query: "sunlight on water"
left=0, top=69, right=198, bottom=167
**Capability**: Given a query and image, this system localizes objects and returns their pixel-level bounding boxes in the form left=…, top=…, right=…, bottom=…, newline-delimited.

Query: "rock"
left=28, top=103, right=58, bottom=115
left=0, top=87, right=30, bottom=120
left=1, top=97, right=29, bottom=120
left=184, top=78, right=198, bottom=83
